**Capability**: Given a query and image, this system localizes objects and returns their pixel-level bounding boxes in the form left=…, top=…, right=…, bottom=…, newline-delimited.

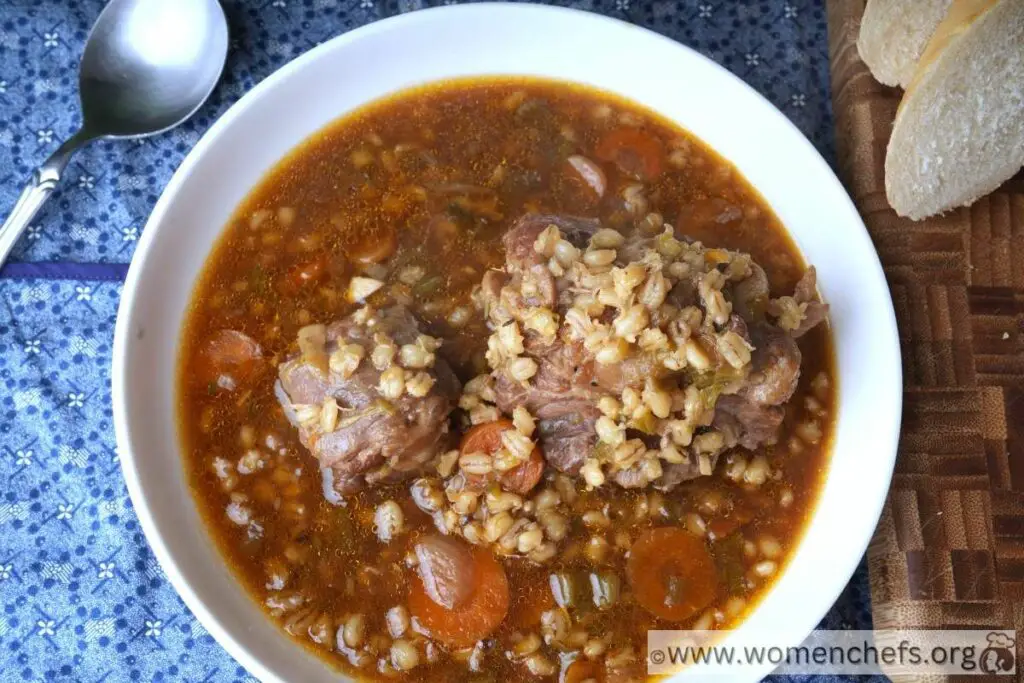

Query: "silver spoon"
left=0, top=0, right=229, bottom=267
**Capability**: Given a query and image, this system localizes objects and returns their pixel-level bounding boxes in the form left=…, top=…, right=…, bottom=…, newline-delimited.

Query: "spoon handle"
left=0, top=131, right=89, bottom=268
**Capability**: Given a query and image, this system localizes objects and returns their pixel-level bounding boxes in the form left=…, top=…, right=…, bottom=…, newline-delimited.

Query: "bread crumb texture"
left=857, top=0, right=951, bottom=87
left=885, top=0, right=1024, bottom=220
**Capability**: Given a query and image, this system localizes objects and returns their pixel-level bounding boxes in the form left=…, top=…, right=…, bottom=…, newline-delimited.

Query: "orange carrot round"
left=460, top=419, right=514, bottom=453
left=500, top=448, right=544, bottom=496
left=564, top=658, right=605, bottom=683
left=461, top=420, right=545, bottom=495
left=627, top=527, right=718, bottom=622
left=408, top=544, right=510, bottom=648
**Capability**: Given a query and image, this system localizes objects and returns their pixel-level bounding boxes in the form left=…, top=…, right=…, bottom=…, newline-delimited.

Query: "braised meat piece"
left=481, top=213, right=828, bottom=491
left=276, top=305, right=461, bottom=500
left=790, top=267, right=829, bottom=338
left=501, top=213, right=602, bottom=269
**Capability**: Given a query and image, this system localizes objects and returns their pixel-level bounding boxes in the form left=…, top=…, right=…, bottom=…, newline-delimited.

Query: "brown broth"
left=177, top=76, right=835, bottom=682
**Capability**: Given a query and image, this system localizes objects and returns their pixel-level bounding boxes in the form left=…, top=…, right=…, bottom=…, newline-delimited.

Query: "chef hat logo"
left=979, top=632, right=1015, bottom=675
left=987, top=632, right=1015, bottom=650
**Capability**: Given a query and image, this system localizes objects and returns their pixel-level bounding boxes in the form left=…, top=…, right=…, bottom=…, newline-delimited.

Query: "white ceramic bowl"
left=112, top=4, right=902, bottom=681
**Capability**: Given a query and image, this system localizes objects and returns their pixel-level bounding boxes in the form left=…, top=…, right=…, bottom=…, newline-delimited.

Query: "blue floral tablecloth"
left=0, top=1, right=874, bottom=681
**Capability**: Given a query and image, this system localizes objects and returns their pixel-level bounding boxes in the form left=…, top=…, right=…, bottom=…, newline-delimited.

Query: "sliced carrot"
left=563, top=658, right=606, bottom=683
left=627, top=527, right=718, bottom=622
left=594, top=127, right=664, bottom=180
left=460, top=419, right=515, bottom=453
left=461, top=420, right=546, bottom=495
left=501, top=447, right=545, bottom=495
left=196, top=329, right=262, bottom=385
left=408, top=545, right=510, bottom=648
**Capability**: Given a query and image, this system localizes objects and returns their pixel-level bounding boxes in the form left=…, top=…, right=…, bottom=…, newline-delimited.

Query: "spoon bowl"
left=0, top=0, right=229, bottom=266
left=80, top=0, right=229, bottom=137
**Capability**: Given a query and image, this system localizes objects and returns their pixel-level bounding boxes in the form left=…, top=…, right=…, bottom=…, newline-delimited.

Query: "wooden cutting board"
left=825, top=1, right=1024, bottom=679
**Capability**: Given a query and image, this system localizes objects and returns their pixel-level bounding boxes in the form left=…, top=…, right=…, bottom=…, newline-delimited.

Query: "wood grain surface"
left=826, top=1, right=1024, bottom=680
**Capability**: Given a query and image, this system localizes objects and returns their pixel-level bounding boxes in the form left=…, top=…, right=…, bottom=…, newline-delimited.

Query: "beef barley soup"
left=178, top=77, right=835, bottom=682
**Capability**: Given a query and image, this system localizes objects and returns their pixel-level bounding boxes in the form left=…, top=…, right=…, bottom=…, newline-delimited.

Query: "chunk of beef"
left=740, top=324, right=802, bottom=406
left=709, top=268, right=827, bottom=449
left=651, top=461, right=708, bottom=492
left=790, top=267, right=829, bottom=338
left=494, top=337, right=603, bottom=474
left=535, top=405, right=603, bottom=474
left=276, top=306, right=461, bottom=500
left=713, top=395, right=786, bottom=450
left=591, top=352, right=666, bottom=396
left=488, top=212, right=829, bottom=493
left=730, top=262, right=769, bottom=322
left=485, top=214, right=613, bottom=474
left=502, top=213, right=601, bottom=269
left=479, top=269, right=511, bottom=318
left=710, top=323, right=799, bottom=450
left=480, top=214, right=597, bottom=320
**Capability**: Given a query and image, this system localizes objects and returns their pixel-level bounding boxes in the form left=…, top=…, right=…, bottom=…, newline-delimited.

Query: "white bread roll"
left=857, top=0, right=951, bottom=87
left=885, top=0, right=1024, bottom=220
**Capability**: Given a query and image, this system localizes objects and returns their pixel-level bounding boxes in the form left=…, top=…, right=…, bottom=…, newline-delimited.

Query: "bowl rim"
left=112, top=4, right=902, bottom=682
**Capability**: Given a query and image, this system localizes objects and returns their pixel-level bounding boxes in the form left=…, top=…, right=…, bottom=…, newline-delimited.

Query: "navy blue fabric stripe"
left=0, top=261, right=129, bottom=281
